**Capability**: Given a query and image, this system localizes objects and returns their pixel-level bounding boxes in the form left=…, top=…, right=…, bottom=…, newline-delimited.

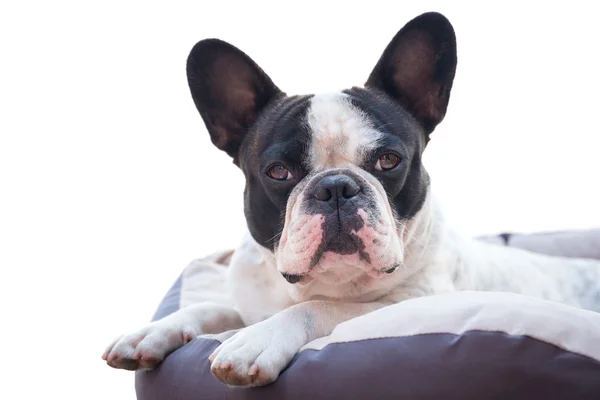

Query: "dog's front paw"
left=209, top=320, right=299, bottom=387
left=102, top=321, right=195, bottom=371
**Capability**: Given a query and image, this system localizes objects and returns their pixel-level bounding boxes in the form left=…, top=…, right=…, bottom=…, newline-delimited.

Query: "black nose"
left=281, top=272, right=302, bottom=284
left=313, top=175, right=361, bottom=205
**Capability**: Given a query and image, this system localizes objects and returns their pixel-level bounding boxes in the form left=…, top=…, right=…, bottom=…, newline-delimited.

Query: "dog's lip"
left=382, top=264, right=400, bottom=274
left=280, top=271, right=312, bottom=285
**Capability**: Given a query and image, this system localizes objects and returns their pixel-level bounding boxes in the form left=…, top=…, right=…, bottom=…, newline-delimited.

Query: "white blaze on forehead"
left=306, top=92, right=383, bottom=170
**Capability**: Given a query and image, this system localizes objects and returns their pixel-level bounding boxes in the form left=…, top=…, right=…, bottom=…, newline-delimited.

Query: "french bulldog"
left=103, top=12, right=600, bottom=387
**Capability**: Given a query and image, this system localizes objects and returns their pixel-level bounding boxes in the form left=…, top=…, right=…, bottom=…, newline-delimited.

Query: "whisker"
left=266, top=230, right=283, bottom=247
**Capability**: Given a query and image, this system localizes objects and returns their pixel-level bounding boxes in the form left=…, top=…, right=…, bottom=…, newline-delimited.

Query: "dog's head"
left=187, top=12, right=456, bottom=286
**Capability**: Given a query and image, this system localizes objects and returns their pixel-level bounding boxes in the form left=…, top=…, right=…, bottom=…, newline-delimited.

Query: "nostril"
left=314, top=187, right=332, bottom=202
left=281, top=272, right=302, bottom=284
left=342, top=182, right=360, bottom=199
left=313, top=175, right=361, bottom=203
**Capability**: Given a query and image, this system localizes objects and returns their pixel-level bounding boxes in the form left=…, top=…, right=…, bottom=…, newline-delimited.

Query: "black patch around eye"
left=343, top=87, right=430, bottom=221
left=240, top=94, right=314, bottom=251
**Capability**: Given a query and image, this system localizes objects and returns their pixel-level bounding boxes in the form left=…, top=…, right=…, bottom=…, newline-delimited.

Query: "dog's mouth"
left=279, top=247, right=402, bottom=287
left=276, top=209, right=405, bottom=283
left=279, top=271, right=317, bottom=286
left=280, top=272, right=304, bottom=284
left=308, top=228, right=372, bottom=269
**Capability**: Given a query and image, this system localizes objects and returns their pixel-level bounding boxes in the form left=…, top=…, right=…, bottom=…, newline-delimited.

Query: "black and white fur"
left=103, top=12, right=600, bottom=387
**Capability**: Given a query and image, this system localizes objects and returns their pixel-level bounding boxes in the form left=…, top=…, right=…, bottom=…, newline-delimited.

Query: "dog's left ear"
left=366, top=12, right=457, bottom=136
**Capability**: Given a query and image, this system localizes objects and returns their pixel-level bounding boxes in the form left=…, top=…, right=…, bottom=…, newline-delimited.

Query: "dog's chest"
left=226, top=236, right=295, bottom=325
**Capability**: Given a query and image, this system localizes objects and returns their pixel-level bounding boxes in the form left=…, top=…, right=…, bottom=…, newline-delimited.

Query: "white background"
left=1, top=1, right=598, bottom=399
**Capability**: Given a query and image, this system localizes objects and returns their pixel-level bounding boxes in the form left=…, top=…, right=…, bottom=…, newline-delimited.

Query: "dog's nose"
left=313, top=175, right=361, bottom=205
left=281, top=272, right=303, bottom=284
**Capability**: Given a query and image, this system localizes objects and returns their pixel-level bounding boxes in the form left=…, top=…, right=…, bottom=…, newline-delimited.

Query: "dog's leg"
left=102, top=302, right=244, bottom=370
left=209, top=300, right=392, bottom=387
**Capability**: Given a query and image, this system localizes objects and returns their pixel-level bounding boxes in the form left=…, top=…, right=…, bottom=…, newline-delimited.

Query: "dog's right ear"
left=187, top=39, right=282, bottom=162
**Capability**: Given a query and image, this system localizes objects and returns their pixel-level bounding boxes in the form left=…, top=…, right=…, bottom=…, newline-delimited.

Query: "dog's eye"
left=267, top=165, right=293, bottom=181
left=375, top=153, right=400, bottom=171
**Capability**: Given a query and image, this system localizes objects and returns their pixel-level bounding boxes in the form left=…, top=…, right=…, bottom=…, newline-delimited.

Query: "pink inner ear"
left=208, top=56, right=259, bottom=153
left=392, top=31, right=442, bottom=122
left=393, top=31, right=435, bottom=85
left=213, top=54, right=258, bottom=113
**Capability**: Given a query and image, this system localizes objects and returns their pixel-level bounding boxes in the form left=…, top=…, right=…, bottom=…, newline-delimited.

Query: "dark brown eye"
left=267, top=165, right=293, bottom=181
left=375, top=153, right=400, bottom=171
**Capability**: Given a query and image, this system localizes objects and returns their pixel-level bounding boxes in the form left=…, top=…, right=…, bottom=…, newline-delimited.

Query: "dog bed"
left=135, top=229, right=600, bottom=399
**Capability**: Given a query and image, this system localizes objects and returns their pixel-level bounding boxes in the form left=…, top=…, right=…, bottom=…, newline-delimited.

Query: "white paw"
left=102, top=321, right=196, bottom=370
left=209, top=320, right=299, bottom=387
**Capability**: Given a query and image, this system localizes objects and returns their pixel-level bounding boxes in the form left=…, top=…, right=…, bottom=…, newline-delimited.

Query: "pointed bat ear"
left=187, top=39, right=283, bottom=161
left=366, top=12, right=457, bottom=136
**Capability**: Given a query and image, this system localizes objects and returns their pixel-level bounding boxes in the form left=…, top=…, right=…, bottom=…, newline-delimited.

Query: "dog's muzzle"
left=300, top=170, right=374, bottom=268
